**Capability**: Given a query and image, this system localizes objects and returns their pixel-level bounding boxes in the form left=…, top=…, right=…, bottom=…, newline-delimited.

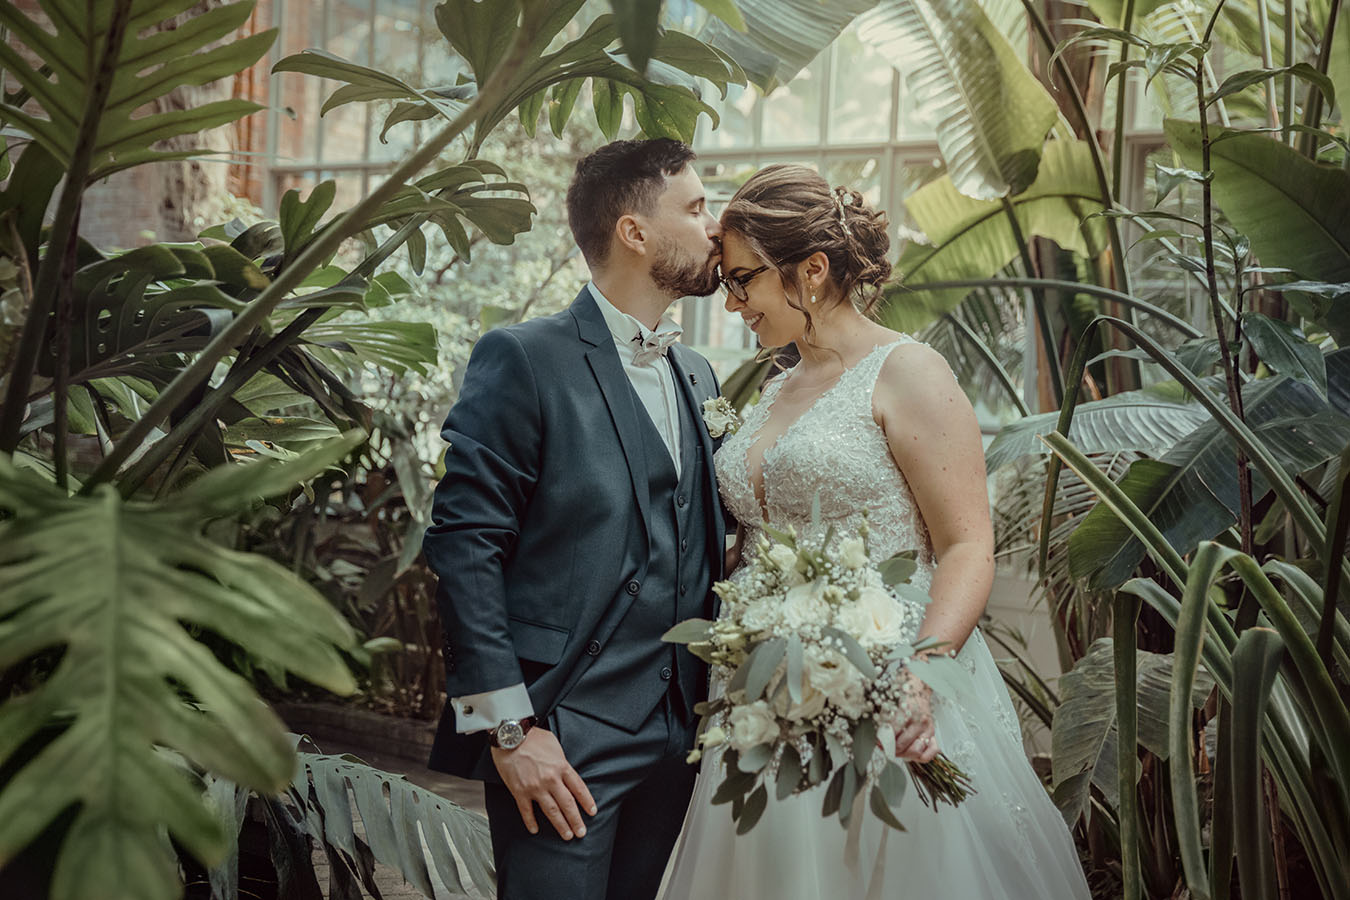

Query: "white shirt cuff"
left=451, top=682, right=535, bottom=734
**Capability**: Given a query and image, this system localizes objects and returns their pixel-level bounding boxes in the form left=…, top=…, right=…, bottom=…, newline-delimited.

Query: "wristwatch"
left=488, top=716, right=537, bottom=750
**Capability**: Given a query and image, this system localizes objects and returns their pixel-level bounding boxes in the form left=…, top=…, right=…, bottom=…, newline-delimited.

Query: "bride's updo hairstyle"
left=720, top=164, right=892, bottom=344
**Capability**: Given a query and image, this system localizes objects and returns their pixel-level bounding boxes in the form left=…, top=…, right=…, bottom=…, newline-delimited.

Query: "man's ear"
left=615, top=213, right=646, bottom=256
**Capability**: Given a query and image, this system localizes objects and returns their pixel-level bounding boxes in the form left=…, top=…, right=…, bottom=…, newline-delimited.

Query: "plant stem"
left=1319, top=445, right=1350, bottom=669
left=1298, top=0, right=1342, bottom=156
left=0, top=0, right=134, bottom=452
left=942, top=312, right=1030, bottom=416
left=1112, top=0, right=1138, bottom=201
left=1001, top=197, right=1063, bottom=406
left=901, top=277, right=1204, bottom=337
left=78, top=10, right=540, bottom=494
left=1115, top=591, right=1143, bottom=900
left=1018, top=0, right=1133, bottom=297
left=1196, top=68, right=1253, bottom=555
left=1283, top=0, right=1296, bottom=143
left=1257, top=0, right=1280, bottom=129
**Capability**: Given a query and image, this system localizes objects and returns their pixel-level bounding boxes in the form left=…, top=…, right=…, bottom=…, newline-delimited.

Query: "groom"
left=423, top=138, right=729, bottom=899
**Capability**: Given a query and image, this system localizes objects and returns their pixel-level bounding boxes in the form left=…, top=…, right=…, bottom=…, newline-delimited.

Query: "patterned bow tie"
left=632, top=327, right=681, bottom=366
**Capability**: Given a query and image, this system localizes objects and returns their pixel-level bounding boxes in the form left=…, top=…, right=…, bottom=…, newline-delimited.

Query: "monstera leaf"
left=0, top=0, right=274, bottom=179
left=284, top=2, right=744, bottom=149
left=35, top=246, right=253, bottom=386
left=881, top=139, right=1107, bottom=330
left=0, top=435, right=363, bottom=900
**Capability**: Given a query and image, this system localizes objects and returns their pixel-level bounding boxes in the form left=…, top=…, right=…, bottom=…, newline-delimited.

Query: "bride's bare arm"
left=874, top=342, right=995, bottom=658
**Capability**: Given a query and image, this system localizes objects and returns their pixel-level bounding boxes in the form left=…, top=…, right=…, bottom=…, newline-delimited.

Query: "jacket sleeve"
left=423, top=327, right=541, bottom=698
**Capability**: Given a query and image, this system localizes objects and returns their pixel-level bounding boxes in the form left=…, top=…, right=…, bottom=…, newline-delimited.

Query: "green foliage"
left=0, top=0, right=274, bottom=180
left=1051, top=639, right=1213, bottom=824
left=0, top=438, right=361, bottom=900
left=882, top=140, right=1107, bottom=330
left=1166, top=120, right=1350, bottom=341
left=858, top=0, right=1060, bottom=200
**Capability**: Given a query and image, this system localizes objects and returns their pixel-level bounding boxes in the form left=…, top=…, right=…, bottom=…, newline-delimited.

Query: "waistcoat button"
left=626, top=580, right=640, bottom=595
left=585, top=640, right=602, bottom=656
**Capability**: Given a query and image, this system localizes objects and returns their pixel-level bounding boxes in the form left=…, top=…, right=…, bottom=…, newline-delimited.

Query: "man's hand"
left=490, top=727, right=597, bottom=840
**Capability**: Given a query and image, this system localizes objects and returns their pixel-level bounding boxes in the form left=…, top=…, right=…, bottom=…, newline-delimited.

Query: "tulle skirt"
left=660, top=629, right=1091, bottom=900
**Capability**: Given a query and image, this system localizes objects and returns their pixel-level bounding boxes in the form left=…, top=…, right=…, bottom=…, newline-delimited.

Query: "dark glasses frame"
left=719, top=264, right=771, bottom=301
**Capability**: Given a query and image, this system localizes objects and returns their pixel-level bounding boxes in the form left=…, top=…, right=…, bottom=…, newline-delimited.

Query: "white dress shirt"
left=450, top=283, right=685, bottom=734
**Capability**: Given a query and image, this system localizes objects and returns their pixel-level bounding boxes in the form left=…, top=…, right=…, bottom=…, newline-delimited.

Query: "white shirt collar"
left=587, top=280, right=682, bottom=350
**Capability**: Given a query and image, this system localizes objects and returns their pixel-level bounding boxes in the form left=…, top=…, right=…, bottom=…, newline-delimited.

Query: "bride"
left=661, top=165, right=1091, bottom=899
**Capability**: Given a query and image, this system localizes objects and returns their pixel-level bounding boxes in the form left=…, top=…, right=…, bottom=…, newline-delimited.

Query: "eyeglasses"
left=719, top=265, right=771, bottom=302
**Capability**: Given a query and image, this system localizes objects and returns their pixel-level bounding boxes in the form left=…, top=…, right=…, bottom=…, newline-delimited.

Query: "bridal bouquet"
left=664, top=510, right=974, bottom=834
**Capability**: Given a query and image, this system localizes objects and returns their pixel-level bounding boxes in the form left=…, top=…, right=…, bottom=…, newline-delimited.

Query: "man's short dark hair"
left=566, top=138, right=698, bottom=267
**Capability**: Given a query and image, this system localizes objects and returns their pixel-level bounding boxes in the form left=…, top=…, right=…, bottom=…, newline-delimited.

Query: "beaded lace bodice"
left=716, top=337, right=935, bottom=593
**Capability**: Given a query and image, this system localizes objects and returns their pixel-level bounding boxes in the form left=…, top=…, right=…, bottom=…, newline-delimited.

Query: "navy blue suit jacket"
left=423, top=286, right=729, bottom=778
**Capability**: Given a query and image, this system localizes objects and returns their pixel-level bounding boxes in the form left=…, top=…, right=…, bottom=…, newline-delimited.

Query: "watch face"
left=497, top=720, right=526, bottom=749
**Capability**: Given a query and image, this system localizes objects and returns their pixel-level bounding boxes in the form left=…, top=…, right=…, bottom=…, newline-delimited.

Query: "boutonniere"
left=701, top=396, right=742, bottom=438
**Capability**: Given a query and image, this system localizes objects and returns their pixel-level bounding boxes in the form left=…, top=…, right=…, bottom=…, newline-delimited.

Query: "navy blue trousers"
left=484, top=694, right=697, bottom=900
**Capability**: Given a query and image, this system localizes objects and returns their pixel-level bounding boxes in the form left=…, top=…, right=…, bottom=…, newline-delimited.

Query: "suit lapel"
left=668, top=345, right=724, bottom=581
left=572, top=288, right=652, bottom=543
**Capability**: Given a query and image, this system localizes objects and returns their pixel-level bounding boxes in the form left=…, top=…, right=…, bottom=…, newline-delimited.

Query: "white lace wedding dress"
left=661, top=337, right=1091, bottom=900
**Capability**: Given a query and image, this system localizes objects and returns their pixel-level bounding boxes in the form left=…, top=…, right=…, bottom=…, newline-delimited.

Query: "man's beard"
left=650, top=237, right=721, bottom=298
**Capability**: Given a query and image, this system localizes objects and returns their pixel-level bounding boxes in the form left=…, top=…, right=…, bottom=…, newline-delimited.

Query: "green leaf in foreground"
left=0, top=437, right=361, bottom=900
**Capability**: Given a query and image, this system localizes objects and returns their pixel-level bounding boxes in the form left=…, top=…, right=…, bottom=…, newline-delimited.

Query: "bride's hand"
left=892, top=675, right=939, bottom=763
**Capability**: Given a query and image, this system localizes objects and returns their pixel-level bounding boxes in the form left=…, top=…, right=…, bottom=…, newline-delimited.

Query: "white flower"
left=766, top=544, right=799, bottom=576
left=840, top=537, right=869, bottom=570
left=700, top=725, right=728, bottom=747
left=837, top=584, right=907, bottom=649
left=781, top=580, right=829, bottom=630
left=702, top=396, right=742, bottom=438
left=834, top=678, right=868, bottom=719
left=771, top=680, right=828, bottom=722
left=804, top=645, right=862, bottom=704
left=728, top=700, right=779, bottom=751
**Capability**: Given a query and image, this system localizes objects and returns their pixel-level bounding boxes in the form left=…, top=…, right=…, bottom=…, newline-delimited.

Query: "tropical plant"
left=702, top=0, right=1347, bottom=897
left=0, top=0, right=749, bottom=897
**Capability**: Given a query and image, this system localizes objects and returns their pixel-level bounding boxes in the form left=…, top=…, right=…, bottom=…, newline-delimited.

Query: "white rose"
left=781, top=580, right=829, bottom=630
left=728, top=700, right=779, bottom=752
left=766, top=544, right=799, bottom=577
left=837, top=584, right=907, bottom=649
left=702, top=397, right=741, bottom=438
left=804, top=645, right=861, bottom=704
left=840, top=537, right=869, bottom=570
left=834, top=678, right=868, bottom=719
left=771, top=680, right=828, bottom=722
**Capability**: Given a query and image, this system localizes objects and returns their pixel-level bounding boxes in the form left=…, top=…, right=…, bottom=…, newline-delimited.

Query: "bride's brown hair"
left=720, top=164, right=892, bottom=352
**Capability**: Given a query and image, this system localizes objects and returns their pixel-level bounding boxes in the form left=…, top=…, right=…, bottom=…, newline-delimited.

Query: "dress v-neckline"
left=742, top=339, right=903, bottom=523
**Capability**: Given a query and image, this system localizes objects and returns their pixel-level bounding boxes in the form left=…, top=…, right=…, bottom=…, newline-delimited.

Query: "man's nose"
left=705, top=211, right=722, bottom=236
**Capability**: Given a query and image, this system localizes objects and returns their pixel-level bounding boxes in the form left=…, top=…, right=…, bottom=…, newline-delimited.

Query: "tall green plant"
left=0, top=2, right=742, bottom=898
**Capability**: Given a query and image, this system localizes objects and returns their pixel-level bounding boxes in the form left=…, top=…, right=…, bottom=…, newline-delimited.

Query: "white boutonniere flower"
left=702, top=396, right=741, bottom=438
